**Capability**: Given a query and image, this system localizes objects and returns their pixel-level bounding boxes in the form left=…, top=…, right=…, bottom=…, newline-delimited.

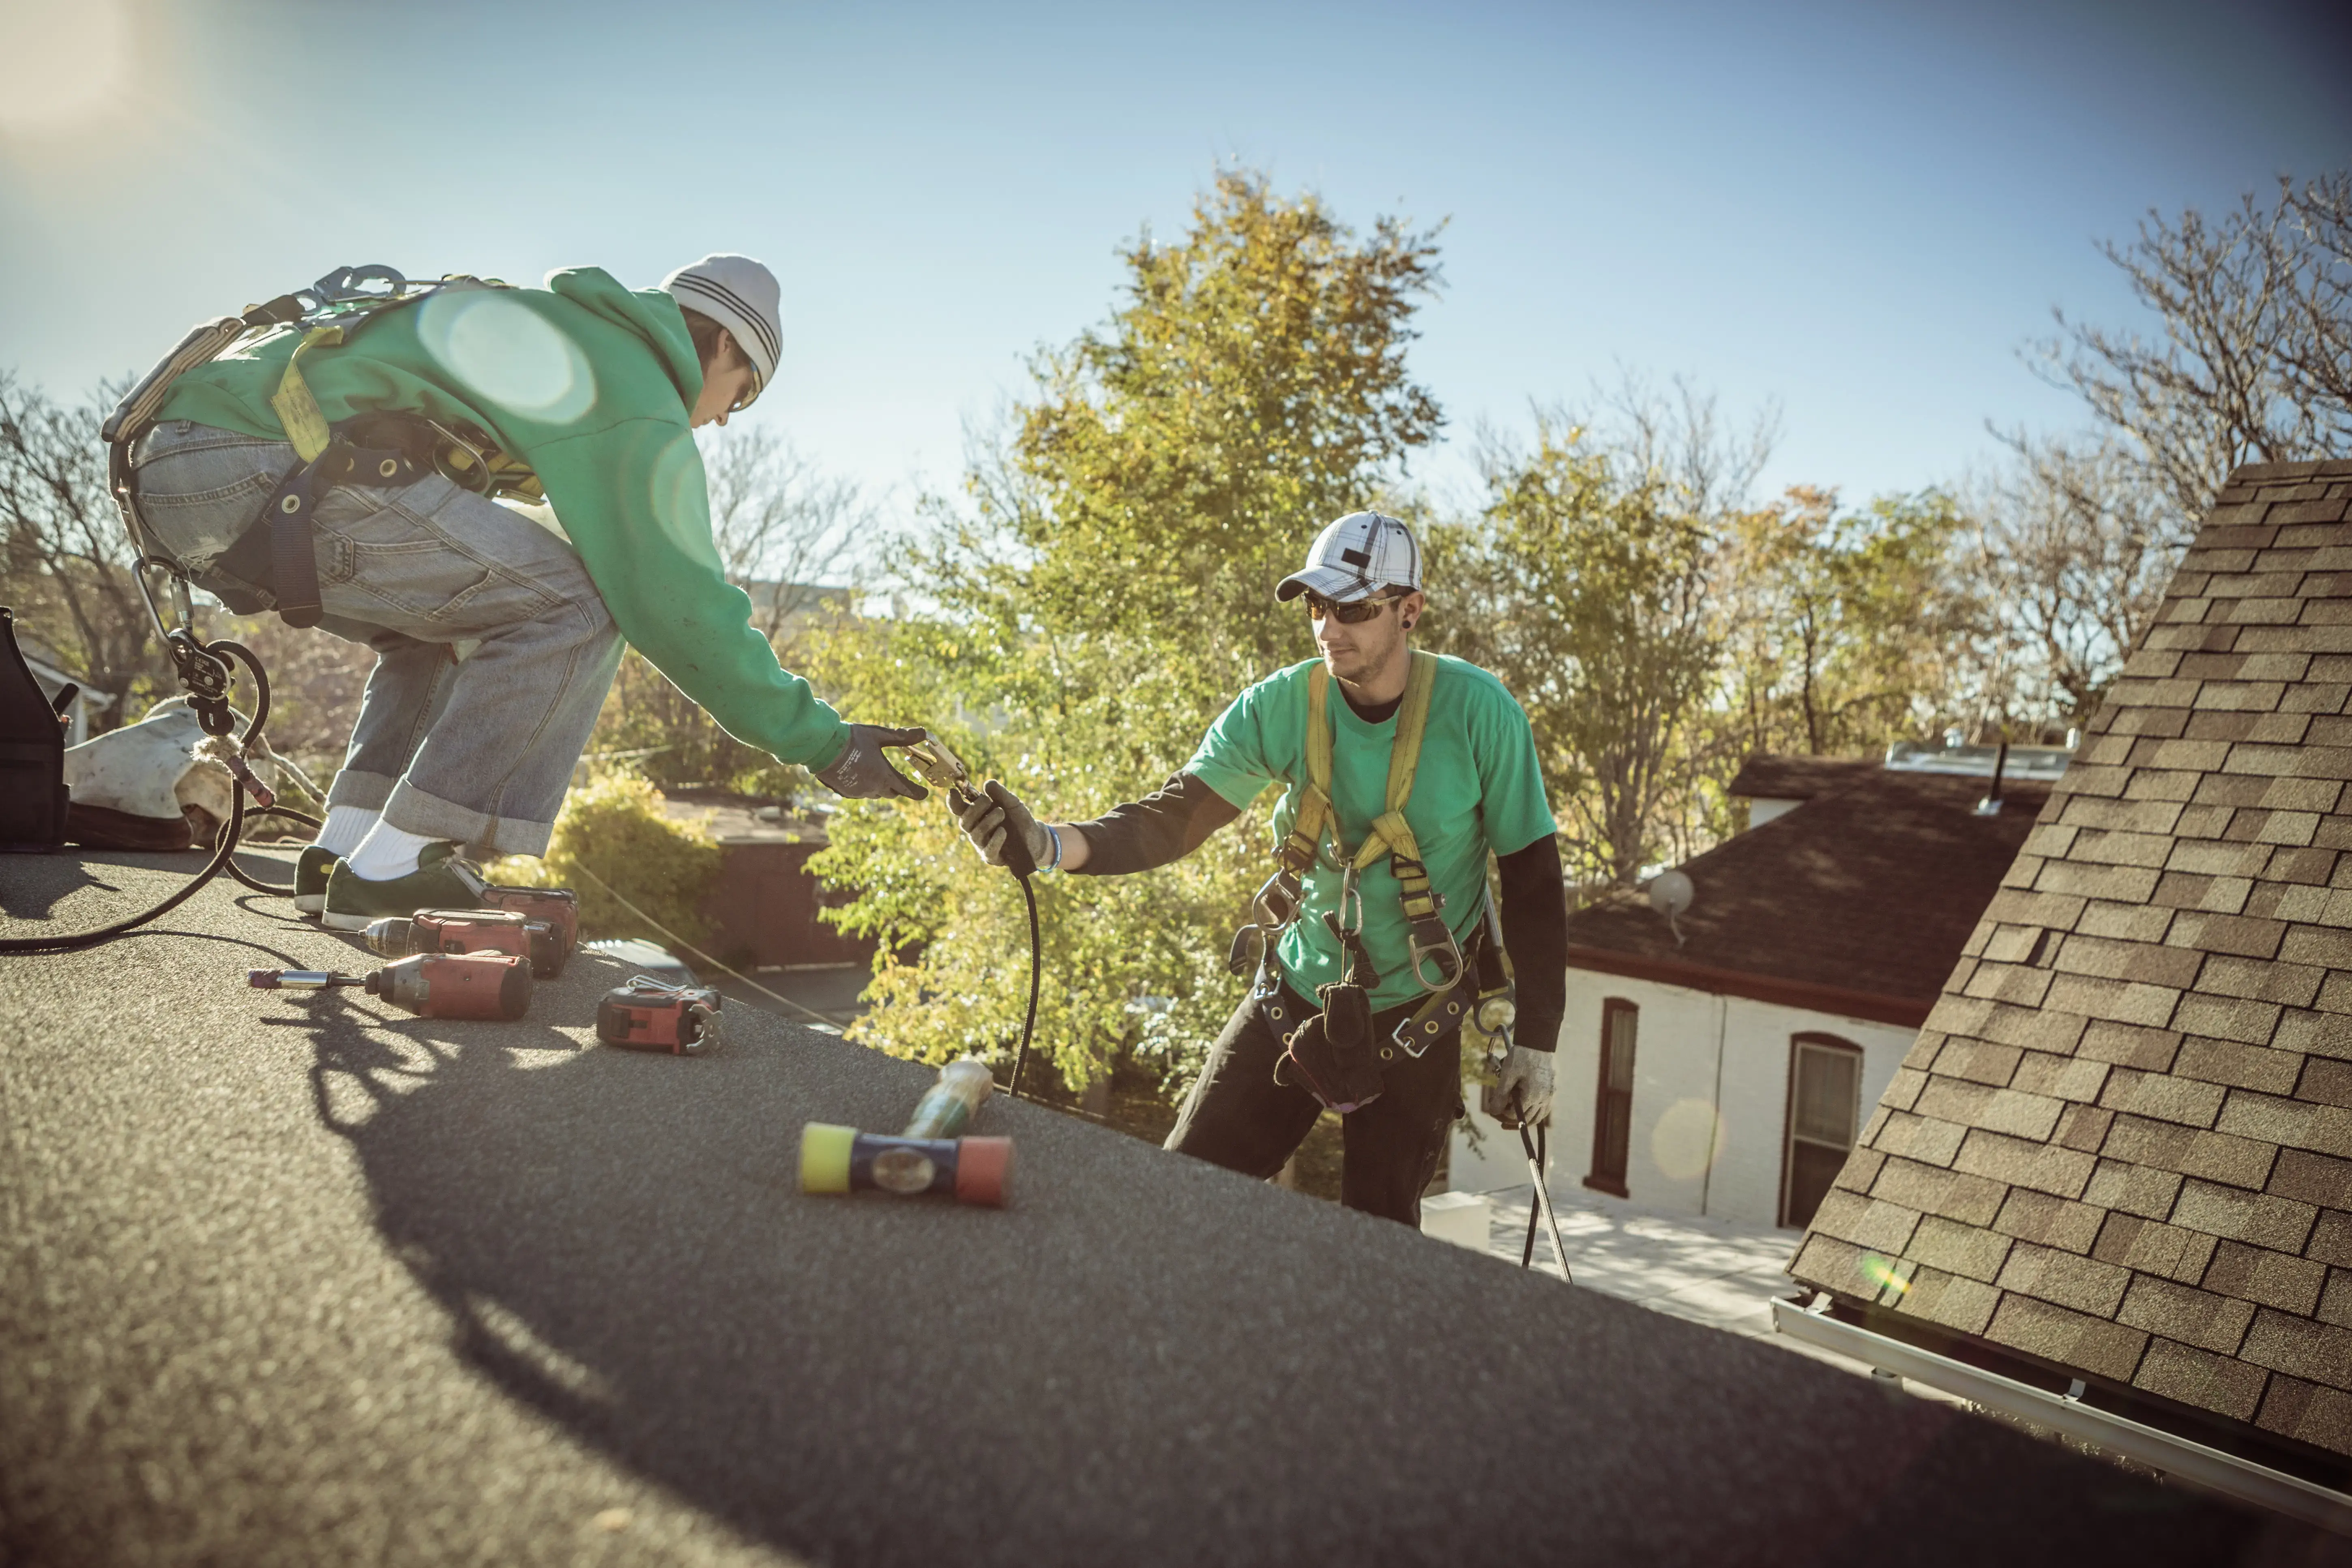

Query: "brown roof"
left=1567, top=767, right=2048, bottom=1026
left=1728, top=754, right=1881, bottom=800
left=1790, top=457, right=2352, bottom=1467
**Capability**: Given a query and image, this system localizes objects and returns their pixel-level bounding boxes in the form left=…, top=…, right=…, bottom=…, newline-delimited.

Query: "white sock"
left=312, top=805, right=378, bottom=859
left=343, top=821, right=444, bottom=882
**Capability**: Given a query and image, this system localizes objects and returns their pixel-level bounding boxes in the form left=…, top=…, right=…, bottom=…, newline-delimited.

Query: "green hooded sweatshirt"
left=154, top=267, right=850, bottom=772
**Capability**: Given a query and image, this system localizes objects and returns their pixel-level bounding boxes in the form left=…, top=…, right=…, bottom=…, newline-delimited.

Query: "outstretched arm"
left=954, top=771, right=1241, bottom=875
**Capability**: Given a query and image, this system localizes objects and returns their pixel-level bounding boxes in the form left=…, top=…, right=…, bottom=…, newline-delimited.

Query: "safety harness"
left=1231, top=651, right=1485, bottom=1111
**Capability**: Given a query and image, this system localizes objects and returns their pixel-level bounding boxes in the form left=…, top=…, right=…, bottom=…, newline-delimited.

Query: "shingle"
left=1880, top=1068, right=1926, bottom=1112
left=2071, top=901, right=2176, bottom=942
left=1930, top=1038, right=2022, bottom=1085
left=2054, top=933, right=2204, bottom=987
left=2280, top=924, right=2352, bottom=969
left=2084, top=1158, right=2185, bottom=1220
left=2276, top=1009, right=2352, bottom=1061
left=2169, top=993, right=2283, bottom=1046
left=2059, top=796, right=2187, bottom=833
left=1996, top=1241, right=2131, bottom=1315
left=1807, top=1190, right=1921, bottom=1254
left=1888, top=1266, right=2000, bottom=1336
left=1952, top=1128, right=2095, bottom=1199
left=2202, top=1240, right=2328, bottom=1315
left=1906, top=1214, right=2013, bottom=1283
left=1870, top=1110, right=1968, bottom=1167
left=1828, top=1145, right=1888, bottom=1197
left=2169, top=1179, right=2319, bottom=1253
left=1869, top=1156, right=2006, bottom=1227
left=2009, top=1052, right=2108, bottom=1103
left=2310, top=1211, right=2352, bottom=1268
left=1913, top=1078, right=2066, bottom=1141
left=2166, top=839, right=2273, bottom=878
left=2195, top=955, right=2326, bottom=1008
left=1989, top=1188, right=2105, bottom=1253
left=2240, top=1310, right=2352, bottom=1394
left=2255, top=1376, right=2352, bottom=1459
left=1964, top=961, right=2054, bottom=1008
left=2101, top=1114, right=2277, bottom=1188
left=2034, top=862, right=2164, bottom=903
left=1788, top=1233, right=1879, bottom=1300
left=2163, top=912, right=2285, bottom=959
left=2076, top=1021, right=2182, bottom=1071
left=2264, top=1148, right=2352, bottom=1210
left=2041, top=974, right=2182, bottom=1030
left=1977, top=1004, right=2089, bottom=1056
left=2115, top=1275, right=2255, bottom=1355
left=2171, top=1035, right=2305, bottom=1094
left=1984, top=1294, right=2149, bottom=1382
left=2093, top=1212, right=2218, bottom=1285
left=2133, top=1337, right=2270, bottom=1420
left=2215, top=1091, right=2352, bottom=1159
left=2052, top=1103, right=2115, bottom=1152
left=2316, top=1269, right=2352, bottom=1330
left=2096, top=1069, right=2225, bottom=1128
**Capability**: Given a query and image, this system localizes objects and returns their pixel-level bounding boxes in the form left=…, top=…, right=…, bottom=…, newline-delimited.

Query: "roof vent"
left=1974, top=742, right=2009, bottom=817
left=1885, top=738, right=2071, bottom=783
left=1646, top=870, right=1693, bottom=946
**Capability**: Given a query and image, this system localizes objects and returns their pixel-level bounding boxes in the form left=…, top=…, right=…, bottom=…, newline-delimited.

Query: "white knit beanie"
left=660, top=253, right=782, bottom=398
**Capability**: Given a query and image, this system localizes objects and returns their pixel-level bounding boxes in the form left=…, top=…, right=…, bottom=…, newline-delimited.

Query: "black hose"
left=1008, top=872, right=1041, bottom=1099
left=0, top=637, right=298, bottom=955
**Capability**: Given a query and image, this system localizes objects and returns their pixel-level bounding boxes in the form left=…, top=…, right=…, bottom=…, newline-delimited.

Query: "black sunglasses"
left=1304, top=591, right=1405, bottom=624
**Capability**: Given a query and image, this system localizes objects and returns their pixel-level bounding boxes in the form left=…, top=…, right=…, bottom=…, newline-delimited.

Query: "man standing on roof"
left=954, top=513, right=1569, bottom=1224
left=122, top=255, right=929, bottom=930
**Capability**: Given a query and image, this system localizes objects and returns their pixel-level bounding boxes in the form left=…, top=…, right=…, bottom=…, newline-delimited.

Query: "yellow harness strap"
left=268, top=326, right=343, bottom=463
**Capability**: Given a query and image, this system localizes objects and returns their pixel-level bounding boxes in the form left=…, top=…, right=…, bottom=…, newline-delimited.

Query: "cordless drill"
left=250, top=951, right=534, bottom=1020
left=477, top=885, right=577, bottom=973
left=362, top=907, right=565, bottom=978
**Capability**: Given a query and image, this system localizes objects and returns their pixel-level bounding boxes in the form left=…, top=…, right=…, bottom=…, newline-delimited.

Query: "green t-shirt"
left=1187, top=654, right=1557, bottom=1010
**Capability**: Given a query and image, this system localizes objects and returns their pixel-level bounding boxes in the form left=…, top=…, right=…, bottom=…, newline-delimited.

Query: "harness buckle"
left=1404, top=915, right=1464, bottom=994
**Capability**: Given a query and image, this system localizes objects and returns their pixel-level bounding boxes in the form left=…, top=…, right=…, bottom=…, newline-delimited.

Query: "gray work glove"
left=814, top=724, right=931, bottom=802
left=1483, top=1045, right=1555, bottom=1130
left=955, top=780, right=1053, bottom=871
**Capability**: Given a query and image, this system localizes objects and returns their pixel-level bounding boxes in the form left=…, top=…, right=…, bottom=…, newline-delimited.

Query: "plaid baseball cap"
left=1274, top=511, right=1424, bottom=603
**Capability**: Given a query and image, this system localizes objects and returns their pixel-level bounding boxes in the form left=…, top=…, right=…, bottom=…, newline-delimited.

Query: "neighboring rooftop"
left=1571, top=765, right=2049, bottom=1025
left=1790, top=457, right=2352, bottom=1480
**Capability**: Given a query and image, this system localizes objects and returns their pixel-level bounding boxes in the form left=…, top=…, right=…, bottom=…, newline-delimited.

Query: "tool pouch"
left=1275, top=1009, right=1385, bottom=1114
left=1318, top=977, right=1371, bottom=1048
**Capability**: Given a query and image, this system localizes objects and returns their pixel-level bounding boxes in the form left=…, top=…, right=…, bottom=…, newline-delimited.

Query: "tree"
left=1423, top=418, right=1720, bottom=886
left=809, top=170, right=1444, bottom=1087
left=0, top=373, right=171, bottom=721
left=588, top=426, right=868, bottom=798
left=2037, top=169, right=2352, bottom=529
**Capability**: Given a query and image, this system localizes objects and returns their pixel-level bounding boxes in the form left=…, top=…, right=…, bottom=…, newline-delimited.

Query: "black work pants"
left=1165, top=985, right=1464, bottom=1227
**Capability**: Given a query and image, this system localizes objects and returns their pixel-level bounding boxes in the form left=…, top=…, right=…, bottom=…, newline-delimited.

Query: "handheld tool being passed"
left=800, top=1057, right=1012, bottom=1207
left=596, top=975, right=724, bottom=1055
left=250, top=951, right=534, bottom=1020
left=897, top=738, right=1042, bottom=1097
left=363, top=907, right=565, bottom=978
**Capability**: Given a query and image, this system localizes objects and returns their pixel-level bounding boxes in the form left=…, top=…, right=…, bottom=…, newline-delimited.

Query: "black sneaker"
left=321, top=848, right=490, bottom=932
left=294, top=846, right=340, bottom=916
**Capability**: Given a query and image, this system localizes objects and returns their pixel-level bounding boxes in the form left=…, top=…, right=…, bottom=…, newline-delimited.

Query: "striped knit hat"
left=660, top=253, right=782, bottom=401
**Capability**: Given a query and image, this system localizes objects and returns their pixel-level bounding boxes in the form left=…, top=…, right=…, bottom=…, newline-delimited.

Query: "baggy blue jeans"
left=129, top=419, right=624, bottom=857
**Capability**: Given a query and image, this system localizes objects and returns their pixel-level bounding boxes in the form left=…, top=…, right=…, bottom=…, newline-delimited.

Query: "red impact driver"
left=362, top=907, right=565, bottom=978
left=250, top=951, right=534, bottom=1020
left=596, top=975, right=724, bottom=1055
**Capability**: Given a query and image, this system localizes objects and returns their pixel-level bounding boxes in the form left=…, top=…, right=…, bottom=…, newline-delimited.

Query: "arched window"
left=1584, top=999, right=1637, bottom=1197
left=1781, top=1032, right=1863, bottom=1229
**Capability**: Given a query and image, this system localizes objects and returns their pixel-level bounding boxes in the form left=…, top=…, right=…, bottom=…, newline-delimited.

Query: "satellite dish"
left=1647, top=871, right=1693, bottom=918
left=1646, top=870, right=1694, bottom=946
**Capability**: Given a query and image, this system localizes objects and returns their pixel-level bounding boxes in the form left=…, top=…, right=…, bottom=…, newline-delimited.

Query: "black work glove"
left=955, top=780, right=1052, bottom=871
left=814, top=724, right=931, bottom=802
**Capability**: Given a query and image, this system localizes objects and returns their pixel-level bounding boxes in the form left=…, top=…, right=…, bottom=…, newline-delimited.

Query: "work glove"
left=955, top=780, right=1053, bottom=871
left=1483, top=1045, right=1555, bottom=1131
left=814, top=724, right=931, bottom=802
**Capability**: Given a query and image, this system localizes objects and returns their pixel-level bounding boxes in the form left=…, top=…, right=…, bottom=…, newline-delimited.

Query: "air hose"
left=0, top=637, right=316, bottom=955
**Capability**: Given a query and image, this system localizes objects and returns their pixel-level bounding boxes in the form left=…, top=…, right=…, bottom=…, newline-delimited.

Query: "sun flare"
left=0, top=0, right=132, bottom=131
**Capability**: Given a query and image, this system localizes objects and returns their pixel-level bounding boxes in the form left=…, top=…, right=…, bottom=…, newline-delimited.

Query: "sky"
left=2, top=0, right=2348, bottom=543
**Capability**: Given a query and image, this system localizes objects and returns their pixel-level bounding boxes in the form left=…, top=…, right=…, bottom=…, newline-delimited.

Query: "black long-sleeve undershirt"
left=1065, top=755, right=1569, bottom=1052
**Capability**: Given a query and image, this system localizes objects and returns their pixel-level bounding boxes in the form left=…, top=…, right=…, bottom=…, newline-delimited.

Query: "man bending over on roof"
left=122, top=254, right=929, bottom=931
left=954, top=513, right=1569, bottom=1225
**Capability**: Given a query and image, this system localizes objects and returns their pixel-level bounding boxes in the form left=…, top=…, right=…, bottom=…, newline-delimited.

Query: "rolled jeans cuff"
left=325, top=769, right=397, bottom=812
left=383, top=780, right=553, bottom=858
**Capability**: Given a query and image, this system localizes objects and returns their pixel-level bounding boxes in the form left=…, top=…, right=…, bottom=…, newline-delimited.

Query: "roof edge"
left=2226, top=457, right=2352, bottom=483
left=1564, top=944, right=1932, bottom=1027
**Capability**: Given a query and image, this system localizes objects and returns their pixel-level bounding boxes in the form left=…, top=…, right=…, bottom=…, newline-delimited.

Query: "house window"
left=1584, top=999, right=1637, bottom=1197
left=1781, top=1033, right=1863, bottom=1229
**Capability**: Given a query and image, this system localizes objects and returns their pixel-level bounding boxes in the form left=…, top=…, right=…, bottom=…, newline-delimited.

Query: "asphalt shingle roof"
left=1567, top=768, right=2048, bottom=1023
left=1790, top=457, right=2352, bottom=1467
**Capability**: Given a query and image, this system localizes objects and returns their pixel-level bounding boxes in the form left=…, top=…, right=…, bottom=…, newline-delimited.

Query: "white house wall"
left=1449, top=971, right=1915, bottom=1229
